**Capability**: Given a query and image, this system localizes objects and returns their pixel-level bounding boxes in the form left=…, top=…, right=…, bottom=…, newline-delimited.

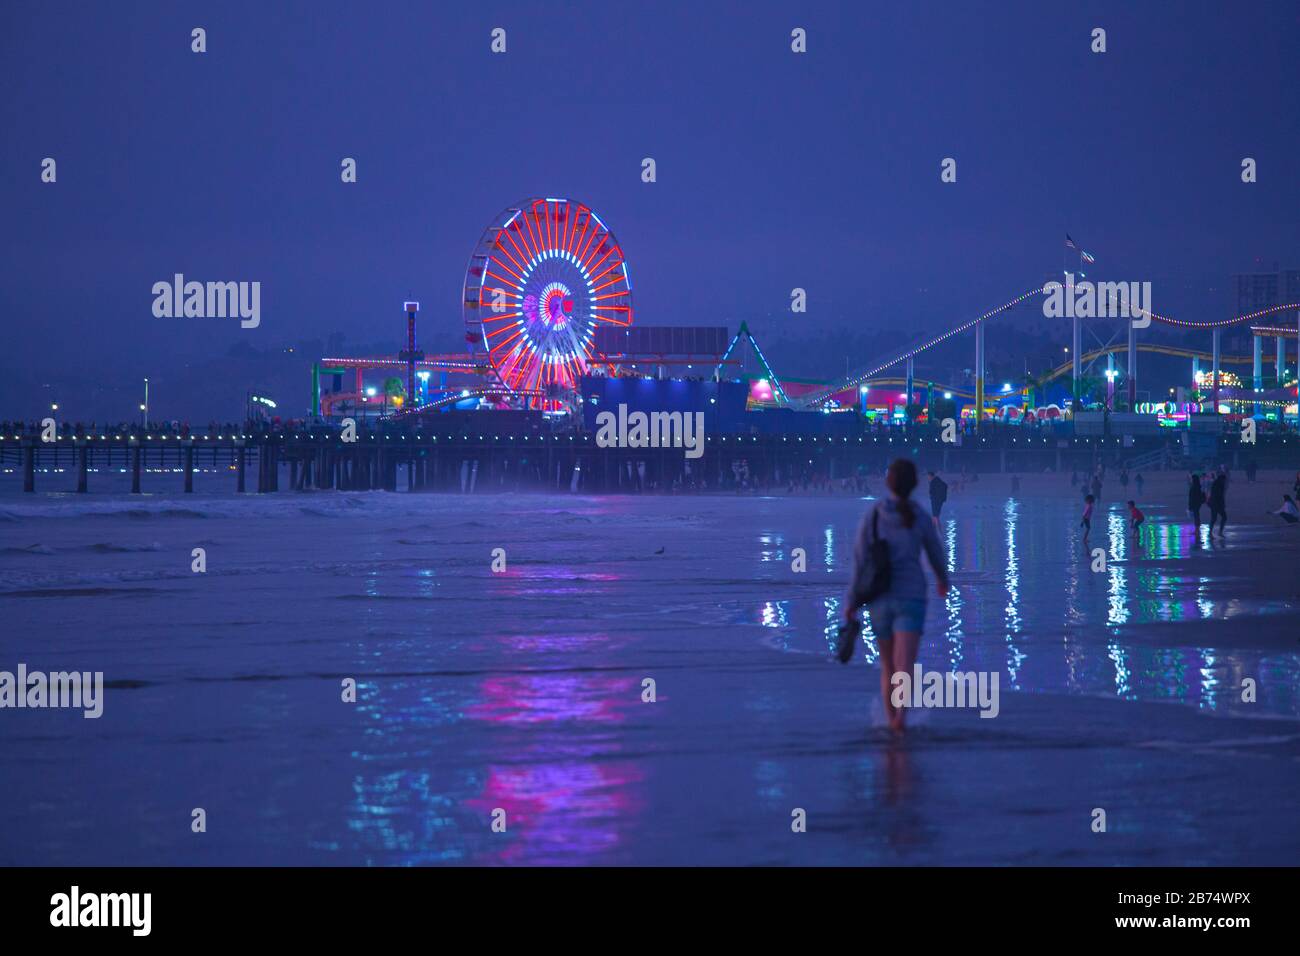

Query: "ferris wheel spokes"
left=463, top=197, right=633, bottom=409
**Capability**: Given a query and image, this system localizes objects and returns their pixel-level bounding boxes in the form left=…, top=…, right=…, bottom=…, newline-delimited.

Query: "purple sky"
left=2, top=0, right=1298, bottom=419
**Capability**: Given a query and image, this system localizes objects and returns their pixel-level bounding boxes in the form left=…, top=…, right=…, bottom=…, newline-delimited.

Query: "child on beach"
left=1080, top=494, right=1095, bottom=543
left=1271, top=495, right=1299, bottom=524
left=1188, top=473, right=1205, bottom=530
left=1127, top=500, right=1144, bottom=540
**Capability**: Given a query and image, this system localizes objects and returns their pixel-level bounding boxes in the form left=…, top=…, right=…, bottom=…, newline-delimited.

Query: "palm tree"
left=382, top=376, right=405, bottom=415
left=1020, top=371, right=1050, bottom=410
left=1076, top=373, right=1106, bottom=409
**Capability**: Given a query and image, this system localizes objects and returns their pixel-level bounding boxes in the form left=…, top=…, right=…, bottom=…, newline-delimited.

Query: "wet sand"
left=1, top=470, right=1298, bottom=865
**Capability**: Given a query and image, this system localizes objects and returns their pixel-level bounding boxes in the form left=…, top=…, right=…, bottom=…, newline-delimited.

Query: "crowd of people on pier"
left=1, top=419, right=256, bottom=439
left=0, top=417, right=351, bottom=441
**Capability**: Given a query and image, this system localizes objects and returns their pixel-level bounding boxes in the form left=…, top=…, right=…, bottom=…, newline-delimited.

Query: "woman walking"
left=840, top=459, right=950, bottom=734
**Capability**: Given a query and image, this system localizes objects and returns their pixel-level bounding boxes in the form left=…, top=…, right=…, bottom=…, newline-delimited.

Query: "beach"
left=1, top=469, right=1298, bottom=865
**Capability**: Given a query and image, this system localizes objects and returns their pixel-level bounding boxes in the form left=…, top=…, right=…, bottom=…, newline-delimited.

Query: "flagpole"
left=1066, top=236, right=1082, bottom=408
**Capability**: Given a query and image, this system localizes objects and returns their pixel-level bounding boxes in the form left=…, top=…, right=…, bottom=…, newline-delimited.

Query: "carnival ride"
left=795, top=289, right=1300, bottom=412
left=463, top=198, right=633, bottom=410
left=314, top=197, right=1300, bottom=422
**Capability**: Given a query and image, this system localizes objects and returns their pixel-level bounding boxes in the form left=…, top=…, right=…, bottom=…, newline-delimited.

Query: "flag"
left=1081, top=250, right=1095, bottom=264
left=1065, top=234, right=1077, bottom=250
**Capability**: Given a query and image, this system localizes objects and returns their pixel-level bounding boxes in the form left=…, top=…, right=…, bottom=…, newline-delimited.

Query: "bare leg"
left=878, top=636, right=896, bottom=728
left=890, top=631, right=922, bottom=733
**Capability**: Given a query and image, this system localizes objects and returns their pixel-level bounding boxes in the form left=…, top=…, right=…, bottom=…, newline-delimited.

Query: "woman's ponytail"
left=886, top=458, right=918, bottom=529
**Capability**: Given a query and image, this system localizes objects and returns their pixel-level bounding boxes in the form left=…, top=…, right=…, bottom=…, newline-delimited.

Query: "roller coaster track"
left=1039, top=344, right=1254, bottom=384
left=796, top=288, right=1300, bottom=409
left=386, top=386, right=545, bottom=417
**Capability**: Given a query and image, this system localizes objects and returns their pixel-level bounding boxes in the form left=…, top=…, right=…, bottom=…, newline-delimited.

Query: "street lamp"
left=142, top=378, right=149, bottom=427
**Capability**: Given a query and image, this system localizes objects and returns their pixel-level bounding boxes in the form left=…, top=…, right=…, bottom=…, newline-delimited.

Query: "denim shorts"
left=868, top=596, right=927, bottom=638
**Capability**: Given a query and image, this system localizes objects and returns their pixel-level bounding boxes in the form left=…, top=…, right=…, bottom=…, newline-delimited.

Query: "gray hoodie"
left=847, top=496, right=949, bottom=605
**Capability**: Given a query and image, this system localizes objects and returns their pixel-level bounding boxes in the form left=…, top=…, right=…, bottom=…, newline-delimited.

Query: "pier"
left=3, top=422, right=1295, bottom=495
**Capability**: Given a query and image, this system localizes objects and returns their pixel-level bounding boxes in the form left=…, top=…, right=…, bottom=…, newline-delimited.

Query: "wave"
left=1, top=586, right=164, bottom=598
left=1, top=544, right=55, bottom=555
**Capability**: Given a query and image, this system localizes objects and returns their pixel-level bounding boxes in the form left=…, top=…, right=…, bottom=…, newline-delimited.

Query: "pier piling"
left=77, top=440, right=88, bottom=493
left=23, top=441, right=35, bottom=492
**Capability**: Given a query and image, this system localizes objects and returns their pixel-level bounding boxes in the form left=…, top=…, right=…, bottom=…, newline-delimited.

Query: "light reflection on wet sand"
left=2, top=489, right=1298, bottom=865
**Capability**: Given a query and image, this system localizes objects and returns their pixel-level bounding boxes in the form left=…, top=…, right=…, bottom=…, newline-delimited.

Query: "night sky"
left=3, top=1, right=1298, bottom=419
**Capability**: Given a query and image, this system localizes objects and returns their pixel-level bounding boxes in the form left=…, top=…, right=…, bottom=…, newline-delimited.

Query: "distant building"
left=1233, top=267, right=1300, bottom=319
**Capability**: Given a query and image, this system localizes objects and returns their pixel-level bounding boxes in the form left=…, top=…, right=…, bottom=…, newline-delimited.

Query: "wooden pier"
left=0, top=425, right=1286, bottom=494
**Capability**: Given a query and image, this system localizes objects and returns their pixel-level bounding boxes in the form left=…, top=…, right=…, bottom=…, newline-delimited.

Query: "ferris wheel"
left=463, top=198, right=633, bottom=409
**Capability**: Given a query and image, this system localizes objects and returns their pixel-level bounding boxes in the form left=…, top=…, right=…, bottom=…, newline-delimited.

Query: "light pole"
left=142, top=378, right=149, bottom=427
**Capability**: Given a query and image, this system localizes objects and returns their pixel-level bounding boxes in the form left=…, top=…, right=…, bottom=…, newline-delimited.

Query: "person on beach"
left=927, top=470, right=948, bottom=525
left=1119, top=467, right=1129, bottom=491
left=1188, top=473, right=1205, bottom=530
left=1134, top=471, right=1144, bottom=496
left=1090, top=471, right=1103, bottom=501
left=1080, top=494, right=1095, bottom=544
left=1208, top=470, right=1227, bottom=536
left=1272, top=494, right=1300, bottom=524
left=1127, top=500, right=1145, bottom=541
left=841, top=459, right=950, bottom=734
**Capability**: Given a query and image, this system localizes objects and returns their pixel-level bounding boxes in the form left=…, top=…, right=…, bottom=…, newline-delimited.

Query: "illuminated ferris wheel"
left=463, top=198, right=633, bottom=409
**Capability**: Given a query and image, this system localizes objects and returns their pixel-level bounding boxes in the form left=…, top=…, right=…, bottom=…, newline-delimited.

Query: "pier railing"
left=3, top=423, right=1297, bottom=495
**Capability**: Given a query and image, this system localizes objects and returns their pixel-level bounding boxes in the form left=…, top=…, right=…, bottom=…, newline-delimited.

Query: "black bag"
left=837, top=507, right=892, bottom=663
left=858, top=506, right=892, bottom=605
